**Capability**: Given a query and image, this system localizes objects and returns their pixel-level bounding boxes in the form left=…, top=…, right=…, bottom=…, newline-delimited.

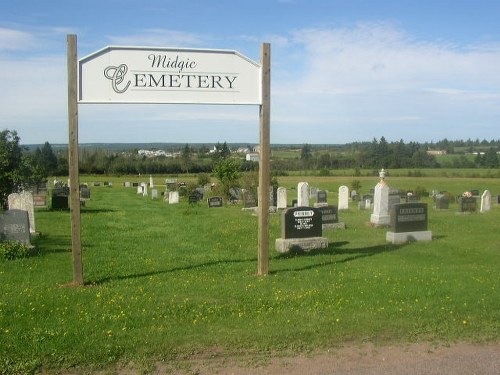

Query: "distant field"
left=1, top=173, right=499, bottom=374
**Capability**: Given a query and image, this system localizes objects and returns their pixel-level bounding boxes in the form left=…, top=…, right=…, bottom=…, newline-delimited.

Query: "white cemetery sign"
left=79, top=46, right=261, bottom=105
left=68, top=35, right=271, bottom=283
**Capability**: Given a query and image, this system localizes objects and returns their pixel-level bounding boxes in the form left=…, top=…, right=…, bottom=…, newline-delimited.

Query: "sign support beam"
left=258, top=43, right=271, bottom=276
left=67, top=34, right=83, bottom=285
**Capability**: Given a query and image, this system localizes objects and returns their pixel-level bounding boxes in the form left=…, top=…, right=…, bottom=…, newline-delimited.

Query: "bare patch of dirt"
left=44, top=342, right=500, bottom=375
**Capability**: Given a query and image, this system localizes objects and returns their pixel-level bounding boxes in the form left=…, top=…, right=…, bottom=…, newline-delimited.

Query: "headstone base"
left=313, top=202, right=329, bottom=208
left=370, top=213, right=390, bottom=226
left=275, top=237, right=328, bottom=253
left=386, top=231, right=432, bottom=244
left=323, top=222, right=346, bottom=231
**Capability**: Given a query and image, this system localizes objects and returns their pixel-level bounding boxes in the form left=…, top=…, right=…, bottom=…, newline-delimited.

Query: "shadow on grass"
left=271, top=241, right=407, bottom=273
left=32, top=233, right=72, bottom=254
left=81, top=208, right=116, bottom=214
left=88, top=241, right=408, bottom=284
left=88, top=257, right=257, bottom=286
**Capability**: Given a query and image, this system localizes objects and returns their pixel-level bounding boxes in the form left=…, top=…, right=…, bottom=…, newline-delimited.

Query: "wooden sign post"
left=67, top=35, right=83, bottom=285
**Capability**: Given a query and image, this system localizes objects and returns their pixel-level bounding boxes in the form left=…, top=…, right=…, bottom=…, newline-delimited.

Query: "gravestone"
left=370, top=175, right=390, bottom=226
left=386, top=203, right=432, bottom=244
left=149, top=175, right=154, bottom=188
left=93, top=182, right=100, bottom=187
left=137, top=186, right=143, bottom=195
left=277, top=187, right=287, bottom=209
left=0, top=209, right=31, bottom=244
left=168, top=191, right=179, bottom=204
left=359, top=194, right=373, bottom=210
left=470, top=189, right=479, bottom=197
left=316, top=190, right=328, bottom=205
left=480, top=190, right=492, bottom=213
left=458, top=196, right=477, bottom=213
left=338, top=185, right=349, bottom=210
left=188, top=194, right=201, bottom=204
left=275, top=206, right=328, bottom=253
left=309, top=186, right=319, bottom=199
left=242, top=190, right=257, bottom=208
left=297, top=182, right=309, bottom=207
left=229, top=187, right=242, bottom=203
left=142, top=183, right=148, bottom=197
left=51, top=187, right=69, bottom=210
left=318, top=205, right=345, bottom=230
left=132, top=182, right=139, bottom=187
left=208, top=196, right=223, bottom=208
left=435, top=194, right=450, bottom=209
left=405, top=193, right=419, bottom=203
left=151, top=189, right=158, bottom=200
left=80, top=186, right=91, bottom=200
left=33, top=193, right=47, bottom=208
left=8, top=191, right=36, bottom=234
left=291, top=199, right=298, bottom=207
left=389, top=189, right=401, bottom=210
left=165, top=178, right=177, bottom=191
left=270, top=186, right=278, bottom=207
left=124, top=181, right=131, bottom=188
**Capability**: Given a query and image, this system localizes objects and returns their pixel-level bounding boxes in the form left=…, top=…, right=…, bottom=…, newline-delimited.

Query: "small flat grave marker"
left=208, top=196, right=223, bottom=208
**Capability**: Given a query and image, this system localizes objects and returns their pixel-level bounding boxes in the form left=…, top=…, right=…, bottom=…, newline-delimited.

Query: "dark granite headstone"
left=389, top=189, right=401, bottom=210
left=282, top=206, right=322, bottom=239
left=459, top=197, right=477, bottom=212
left=80, top=187, right=91, bottom=200
left=242, top=191, right=257, bottom=208
left=0, top=209, right=30, bottom=244
left=435, top=194, right=450, bottom=209
left=318, top=205, right=338, bottom=225
left=470, top=189, right=479, bottom=197
left=208, top=196, right=223, bottom=208
left=51, top=196, right=69, bottom=210
left=390, top=203, right=428, bottom=233
left=188, top=194, right=200, bottom=204
left=497, top=195, right=500, bottom=205
left=51, top=187, right=69, bottom=210
left=317, top=190, right=328, bottom=204
left=132, top=182, right=139, bottom=187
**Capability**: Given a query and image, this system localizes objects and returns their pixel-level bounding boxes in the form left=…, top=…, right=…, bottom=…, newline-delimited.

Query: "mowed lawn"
left=1, top=174, right=499, bottom=374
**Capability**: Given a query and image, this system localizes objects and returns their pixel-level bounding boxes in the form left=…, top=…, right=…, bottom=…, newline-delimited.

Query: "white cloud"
left=0, top=27, right=36, bottom=50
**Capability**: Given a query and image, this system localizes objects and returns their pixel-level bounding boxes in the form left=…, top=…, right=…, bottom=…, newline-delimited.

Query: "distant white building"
left=246, top=153, right=259, bottom=162
left=138, top=149, right=178, bottom=158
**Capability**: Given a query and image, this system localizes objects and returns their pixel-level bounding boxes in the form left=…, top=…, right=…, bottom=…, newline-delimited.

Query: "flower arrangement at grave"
left=462, top=191, right=472, bottom=198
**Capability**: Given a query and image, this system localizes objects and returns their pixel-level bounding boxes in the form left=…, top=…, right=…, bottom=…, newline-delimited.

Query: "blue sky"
left=1, top=0, right=500, bottom=145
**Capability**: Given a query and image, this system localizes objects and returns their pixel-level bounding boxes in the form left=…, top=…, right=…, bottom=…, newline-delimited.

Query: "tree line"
left=2, top=128, right=500, bottom=208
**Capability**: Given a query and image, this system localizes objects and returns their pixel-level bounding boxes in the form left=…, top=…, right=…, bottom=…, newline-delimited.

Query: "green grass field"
left=1, top=174, right=499, bottom=374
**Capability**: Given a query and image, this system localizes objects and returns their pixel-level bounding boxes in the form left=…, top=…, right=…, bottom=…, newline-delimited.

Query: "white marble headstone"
left=480, top=190, right=492, bottom=213
left=338, top=185, right=349, bottom=210
left=297, top=182, right=309, bottom=207
left=169, top=191, right=179, bottom=204
left=7, top=191, right=35, bottom=233
left=370, top=182, right=390, bottom=226
left=277, top=187, right=287, bottom=209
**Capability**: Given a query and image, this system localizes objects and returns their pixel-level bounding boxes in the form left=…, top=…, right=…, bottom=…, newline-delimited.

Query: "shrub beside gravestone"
left=0, top=241, right=35, bottom=260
